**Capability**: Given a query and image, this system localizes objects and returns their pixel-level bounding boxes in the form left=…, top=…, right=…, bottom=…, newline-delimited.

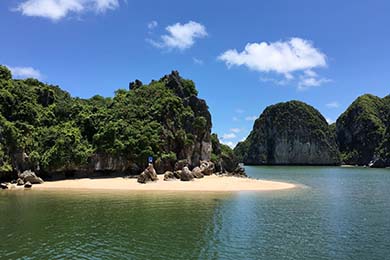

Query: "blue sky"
left=1, top=0, right=390, bottom=147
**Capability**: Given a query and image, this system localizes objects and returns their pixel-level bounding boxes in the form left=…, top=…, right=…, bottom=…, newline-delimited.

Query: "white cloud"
left=8, top=66, right=42, bottom=79
left=192, top=57, right=203, bottom=65
left=222, top=133, right=236, bottom=139
left=150, top=21, right=207, bottom=50
left=230, top=128, right=242, bottom=133
left=219, top=37, right=329, bottom=89
left=221, top=140, right=235, bottom=149
left=219, top=37, right=326, bottom=75
left=245, top=116, right=257, bottom=121
left=298, top=73, right=331, bottom=91
left=326, top=118, right=335, bottom=124
left=147, top=20, right=158, bottom=30
left=303, top=69, right=317, bottom=77
left=94, top=0, right=119, bottom=12
left=326, top=101, right=340, bottom=108
left=15, top=0, right=119, bottom=21
left=260, top=76, right=289, bottom=86
left=235, top=108, right=244, bottom=114
left=232, top=116, right=239, bottom=121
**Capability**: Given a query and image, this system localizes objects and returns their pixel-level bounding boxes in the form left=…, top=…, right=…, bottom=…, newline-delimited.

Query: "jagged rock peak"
left=129, top=79, right=143, bottom=90
left=160, top=70, right=198, bottom=98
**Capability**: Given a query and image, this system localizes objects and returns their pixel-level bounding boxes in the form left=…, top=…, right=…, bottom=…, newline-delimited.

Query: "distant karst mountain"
left=336, top=94, right=390, bottom=167
left=235, top=95, right=390, bottom=167
left=235, top=101, right=340, bottom=165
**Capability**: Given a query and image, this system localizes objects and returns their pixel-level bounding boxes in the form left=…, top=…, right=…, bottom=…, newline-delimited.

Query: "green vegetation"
left=1, top=62, right=388, bottom=175
left=233, top=139, right=249, bottom=163
left=336, top=94, right=390, bottom=165
left=236, top=95, right=389, bottom=167
left=210, top=133, right=238, bottom=171
left=0, top=66, right=211, bottom=177
left=236, top=101, right=340, bottom=165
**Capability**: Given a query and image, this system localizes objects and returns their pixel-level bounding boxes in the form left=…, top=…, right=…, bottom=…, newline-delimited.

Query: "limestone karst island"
left=1, top=0, right=390, bottom=259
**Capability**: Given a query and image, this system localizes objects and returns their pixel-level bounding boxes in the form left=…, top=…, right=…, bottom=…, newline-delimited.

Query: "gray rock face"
left=154, top=158, right=175, bottom=174
left=18, top=170, right=44, bottom=184
left=137, top=164, right=159, bottom=184
left=1, top=183, right=8, bottom=189
left=174, top=170, right=182, bottom=179
left=11, top=151, right=31, bottom=173
left=163, top=171, right=176, bottom=181
left=91, top=154, right=138, bottom=173
left=180, top=166, right=194, bottom=181
left=369, top=158, right=388, bottom=168
left=231, top=165, right=247, bottom=177
left=199, top=160, right=215, bottom=175
left=243, top=101, right=340, bottom=165
left=16, top=178, right=24, bottom=186
left=24, top=181, right=32, bottom=188
left=191, top=167, right=204, bottom=178
left=174, top=159, right=189, bottom=171
left=162, top=71, right=212, bottom=167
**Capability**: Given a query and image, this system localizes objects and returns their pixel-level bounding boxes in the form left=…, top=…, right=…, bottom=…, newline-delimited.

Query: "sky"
left=1, top=0, right=390, bottom=148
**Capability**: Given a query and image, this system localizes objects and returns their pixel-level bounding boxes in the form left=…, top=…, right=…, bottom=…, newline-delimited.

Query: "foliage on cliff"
left=233, top=139, right=249, bottom=163
left=210, top=133, right=238, bottom=172
left=0, top=65, right=212, bottom=175
left=336, top=94, right=390, bottom=165
left=236, top=101, right=340, bottom=165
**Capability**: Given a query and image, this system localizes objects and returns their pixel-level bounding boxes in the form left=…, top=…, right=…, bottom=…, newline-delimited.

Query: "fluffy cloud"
left=219, top=37, right=326, bottom=76
left=220, top=140, right=235, bottom=148
left=298, top=70, right=331, bottom=90
left=8, top=66, right=42, bottom=79
left=16, top=0, right=119, bottom=21
left=219, top=38, right=330, bottom=89
left=326, top=101, right=340, bottom=108
left=150, top=21, right=207, bottom=50
left=222, top=133, right=236, bottom=139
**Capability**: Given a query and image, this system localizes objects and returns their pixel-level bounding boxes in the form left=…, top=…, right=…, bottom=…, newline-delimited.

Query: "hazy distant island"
left=0, top=64, right=389, bottom=190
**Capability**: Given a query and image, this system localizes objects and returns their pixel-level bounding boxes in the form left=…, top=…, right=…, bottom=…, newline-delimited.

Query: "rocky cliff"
left=237, top=101, right=340, bottom=165
left=336, top=94, right=390, bottom=166
left=0, top=65, right=214, bottom=179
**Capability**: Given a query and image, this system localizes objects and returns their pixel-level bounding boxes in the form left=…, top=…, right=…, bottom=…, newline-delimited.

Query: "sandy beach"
left=33, top=174, right=296, bottom=192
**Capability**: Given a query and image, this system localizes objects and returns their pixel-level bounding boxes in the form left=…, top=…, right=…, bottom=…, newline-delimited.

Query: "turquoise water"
left=1, top=166, right=390, bottom=259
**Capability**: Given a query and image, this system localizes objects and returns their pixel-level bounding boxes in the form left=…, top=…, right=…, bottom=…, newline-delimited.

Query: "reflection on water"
left=0, top=190, right=231, bottom=259
left=1, top=166, right=390, bottom=259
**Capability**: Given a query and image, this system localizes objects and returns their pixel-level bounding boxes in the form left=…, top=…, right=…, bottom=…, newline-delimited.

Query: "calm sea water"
left=1, top=166, right=390, bottom=260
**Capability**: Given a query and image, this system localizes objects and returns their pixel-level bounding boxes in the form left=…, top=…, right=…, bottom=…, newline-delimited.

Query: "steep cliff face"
left=336, top=94, right=390, bottom=166
left=153, top=71, right=212, bottom=169
left=0, top=65, right=212, bottom=179
left=240, top=101, right=340, bottom=165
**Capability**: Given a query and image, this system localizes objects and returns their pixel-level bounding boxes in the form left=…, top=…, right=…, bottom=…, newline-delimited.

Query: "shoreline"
left=29, top=174, right=296, bottom=192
